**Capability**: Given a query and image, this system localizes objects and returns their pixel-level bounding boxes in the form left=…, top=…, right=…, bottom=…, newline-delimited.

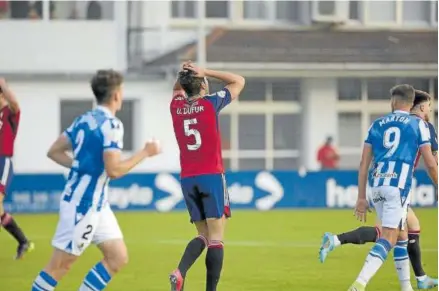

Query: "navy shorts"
left=181, top=173, right=231, bottom=223
left=0, top=156, right=13, bottom=195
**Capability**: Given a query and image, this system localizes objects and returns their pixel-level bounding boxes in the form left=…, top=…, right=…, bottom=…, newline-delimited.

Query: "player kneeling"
left=169, top=61, right=245, bottom=291
left=31, top=70, right=161, bottom=291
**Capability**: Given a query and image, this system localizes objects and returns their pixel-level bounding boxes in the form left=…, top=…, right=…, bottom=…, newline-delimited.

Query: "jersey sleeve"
left=101, top=118, right=124, bottom=151
left=63, top=118, right=76, bottom=143
left=205, top=88, right=232, bottom=113
left=417, top=119, right=431, bottom=148
left=364, top=123, right=374, bottom=145
left=428, top=122, right=438, bottom=152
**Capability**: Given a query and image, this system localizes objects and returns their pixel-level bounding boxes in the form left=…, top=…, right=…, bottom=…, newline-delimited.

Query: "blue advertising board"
left=4, top=170, right=437, bottom=213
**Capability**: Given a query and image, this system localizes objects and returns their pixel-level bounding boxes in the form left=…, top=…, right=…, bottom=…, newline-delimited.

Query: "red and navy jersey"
left=0, top=106, right=20, bottom=157
left=170, top=88, right=232, bottom=178
left=414, top=121, right=438, bottom=168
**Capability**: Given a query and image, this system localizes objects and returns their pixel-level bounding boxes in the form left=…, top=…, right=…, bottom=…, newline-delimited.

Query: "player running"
left=319, top=90, right=438, bottom=289
left=31, top=70, right=161, bottom=291
left=346, top=84, right=438, bottom=291
left=0, top=78, right=34, bottom=259
left=169, top=61, right=245, bottom=291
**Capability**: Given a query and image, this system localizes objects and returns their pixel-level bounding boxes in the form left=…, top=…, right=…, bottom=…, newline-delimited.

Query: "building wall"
left=9, top=79, right=180, bottom=173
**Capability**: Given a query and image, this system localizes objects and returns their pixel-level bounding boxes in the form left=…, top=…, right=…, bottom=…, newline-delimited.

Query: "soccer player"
left=31, top=70, right=161, bottom=291
left=0, top=78, right=34, bottom=259
left=169, top=61, right=245, bottom=291
left=319, top=90, right=438, bottom=289
left=346, top=84, right=438, bottom=291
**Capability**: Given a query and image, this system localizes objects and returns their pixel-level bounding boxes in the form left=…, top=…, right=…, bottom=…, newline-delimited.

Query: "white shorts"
left=370, top=186, right=410, bottom=230
left=52, top=201, right=123, bottom=256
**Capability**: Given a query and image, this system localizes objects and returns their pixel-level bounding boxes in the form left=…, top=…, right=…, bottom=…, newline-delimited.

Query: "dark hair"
left=390, top=84, right=415, bottom=104
left=90, top=69, right=123, bottom=104
left=412, top=89, right=431, bottom=107
left=178, top=70, right=205, bottom=97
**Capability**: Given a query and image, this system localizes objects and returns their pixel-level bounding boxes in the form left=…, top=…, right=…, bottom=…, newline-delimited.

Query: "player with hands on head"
left=169, top=61, right=245, bottom=291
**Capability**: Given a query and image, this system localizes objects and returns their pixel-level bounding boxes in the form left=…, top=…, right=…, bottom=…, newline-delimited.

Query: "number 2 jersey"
left=366, top=110, right=431, bottom=194
left=62, top=106, right=124, bottom=210
left=170, top=88, right=231, bottom=178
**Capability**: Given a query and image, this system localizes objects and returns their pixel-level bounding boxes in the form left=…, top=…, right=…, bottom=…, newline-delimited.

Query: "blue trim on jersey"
left=205, top=88, right=232, bottom=113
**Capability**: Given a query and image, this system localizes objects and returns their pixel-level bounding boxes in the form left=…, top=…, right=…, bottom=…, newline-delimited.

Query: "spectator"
left=86, top=1, right=101, bottom=20
left=317, top=136, right=340, bottom=169
left=31, top=1, right=55, bottom=19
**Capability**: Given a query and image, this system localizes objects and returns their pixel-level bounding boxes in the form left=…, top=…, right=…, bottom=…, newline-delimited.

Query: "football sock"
left=79, top=262, right=112, bottom=291
left=337, top=226, right=379, bottom=246
left=394, top=239, right=412, bottom=289
left=206, top=240, right=224, bottom=291
left=356, top=238, right=392, bottom=286
left=32, top=271, right=57, bottom=291
left=178, top=235, right=207, bottom=278
left=407, top=230, right=426, bottom=279
left=1, top=212, right=28, bottom=245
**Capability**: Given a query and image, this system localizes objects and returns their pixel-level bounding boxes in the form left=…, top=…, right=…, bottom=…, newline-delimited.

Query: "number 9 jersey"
left=170, top=88, right=231, bottom=178
left=366, top=110, right=431, bottom=193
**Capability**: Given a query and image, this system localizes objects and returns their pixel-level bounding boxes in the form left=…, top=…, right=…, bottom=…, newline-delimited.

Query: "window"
left=367, top=78, right=395, bottom=100
left=367, top=78, right=430, bottom=100
left=239, top=115, right=266, bottom=150
left=434, top=78, right=438, bottom=100
left=367, top=1, right=396, bottom=22
left=50, top=1, right=114, bottom=20
left=273, top=114, right=301, bottom=150
left=171, top=0, right=196, bottom=18
left=60, top=100, right=93, bottom=133
left=116, top=100, right=135, bottom=151
left=239, top=80, right=266, bottom=101
left=338, top=78, right=361, bottom=100
left=318, top=1, right=336, bottom=16
left=219, top=114, right=231, bottom=150
left=244, top=0, right=301, bottom=22
left=244, top=0, right=268, bottom=19
left=239, top=158, right=265, bottom=170
left=275, top=1, right=299, bottom=22
left=338, top=113, right=362, bottom=147
left=206, top=1, right=228, bottom=18
left=403, top=1, right=430, bottom=23
left=273, top=158, right=300, bottom=170
left=349, top=1, right=360, bottom=20
left=272, top=79, right=301, bottom=101
left=59, top=100, right=135, bottom=151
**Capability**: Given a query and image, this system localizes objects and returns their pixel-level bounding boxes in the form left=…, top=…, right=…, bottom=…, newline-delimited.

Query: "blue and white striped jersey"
left=62, top=106, right=123, bottom=212
left=365, top=110, right=431, bottom=194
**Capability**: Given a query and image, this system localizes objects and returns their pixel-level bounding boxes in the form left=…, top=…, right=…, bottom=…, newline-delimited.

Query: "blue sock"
left=356, top=238, right=392, bottom=286
left=79, top=262, right=112, bottom=291
left=32, top=271, right=57, bottom=291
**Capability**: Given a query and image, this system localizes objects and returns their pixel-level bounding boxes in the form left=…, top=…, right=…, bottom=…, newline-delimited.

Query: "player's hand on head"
left=0, top=78, right=6, bottom=88
left=354, top=198, right=369, bottom=222
left=183, top=63, right=205, bottom=78
left=144, top=139, right=162, bottom=157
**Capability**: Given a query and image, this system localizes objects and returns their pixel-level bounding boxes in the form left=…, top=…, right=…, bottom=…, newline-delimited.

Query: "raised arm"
left=204, top=69, right=245, bottom=100
left=102, top=119, right=161, bottom=179
left=0, top=78, right=20, bottom=114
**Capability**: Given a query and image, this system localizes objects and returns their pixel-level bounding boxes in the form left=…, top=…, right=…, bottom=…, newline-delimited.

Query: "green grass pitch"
left=0, top=209, right=437, bottom=290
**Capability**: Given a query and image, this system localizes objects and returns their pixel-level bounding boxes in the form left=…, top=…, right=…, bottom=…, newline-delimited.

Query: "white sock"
left=356, top=238, right=392, bottom=286
left=394, top=240, right=412, bottom=290
left=333, top=235, right=341, bottom=247
left=416, top=275, right=427, bottom=281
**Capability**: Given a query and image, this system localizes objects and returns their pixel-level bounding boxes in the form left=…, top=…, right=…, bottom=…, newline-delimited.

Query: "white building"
left=0, top=0, right=437, bottom=173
